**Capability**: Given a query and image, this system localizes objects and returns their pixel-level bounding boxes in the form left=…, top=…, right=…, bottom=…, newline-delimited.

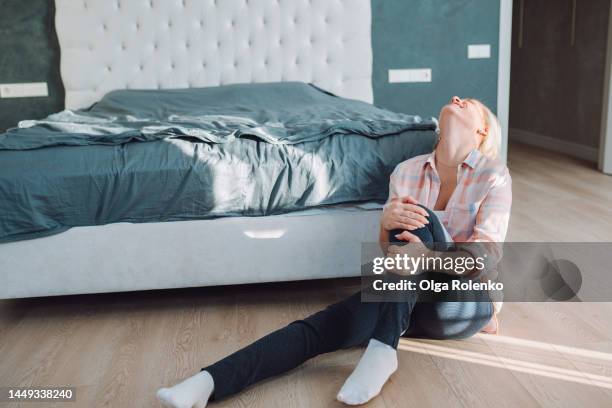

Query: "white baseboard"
left=509, top=128, right=598, bottom=162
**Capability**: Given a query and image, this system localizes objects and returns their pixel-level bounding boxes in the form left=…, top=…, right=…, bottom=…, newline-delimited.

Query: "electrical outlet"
left=388, top=69, right=432, bottom=83
left=0, top=82, right=49, bottom=98
left=468, top=44, right=491, bottom=59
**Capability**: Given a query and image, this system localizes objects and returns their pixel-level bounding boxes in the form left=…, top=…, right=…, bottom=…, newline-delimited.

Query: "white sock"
left=157, top=370, right=214, bottom=408
left=336, top=338, right=398, bottom=405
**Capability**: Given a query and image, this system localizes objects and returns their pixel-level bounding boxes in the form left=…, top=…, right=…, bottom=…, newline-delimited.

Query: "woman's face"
left=438, top=96, right=487, bottom=146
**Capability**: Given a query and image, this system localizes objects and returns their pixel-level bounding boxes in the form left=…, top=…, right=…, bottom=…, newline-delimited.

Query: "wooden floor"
left=2, top=142, right=612, bottom=408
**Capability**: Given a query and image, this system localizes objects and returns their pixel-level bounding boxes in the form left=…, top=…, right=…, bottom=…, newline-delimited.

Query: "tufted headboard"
left=55, top=0, right=373, bottom=110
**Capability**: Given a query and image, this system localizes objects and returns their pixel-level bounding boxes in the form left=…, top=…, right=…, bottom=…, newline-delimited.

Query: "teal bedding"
left=0, top=82, right=436, bottom=243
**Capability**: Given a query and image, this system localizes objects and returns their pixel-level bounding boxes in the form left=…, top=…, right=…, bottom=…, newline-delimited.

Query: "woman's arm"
left=459, top=167, right=512, bottom=269
left=379, top=165, right=429, bottom=252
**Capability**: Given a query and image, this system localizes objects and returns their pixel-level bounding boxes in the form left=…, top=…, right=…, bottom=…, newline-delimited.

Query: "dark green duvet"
left=0, top=82, right=436, bottom=243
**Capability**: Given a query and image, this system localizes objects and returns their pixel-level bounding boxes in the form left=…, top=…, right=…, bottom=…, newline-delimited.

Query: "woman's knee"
left=388, top=205, right=439, bottom=244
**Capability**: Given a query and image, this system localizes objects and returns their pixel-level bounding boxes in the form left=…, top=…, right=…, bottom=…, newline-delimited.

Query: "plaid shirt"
left=388, top=148, right=512, bottom=318
left=388, top=148, right=512, bottom=254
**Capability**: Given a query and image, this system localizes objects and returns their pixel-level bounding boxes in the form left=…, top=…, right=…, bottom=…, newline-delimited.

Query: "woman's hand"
left=392, top=230, right=423, bottom=243
left=381, top=196, right=430, bottom=231
left=386, top=232, right=430, bottom=275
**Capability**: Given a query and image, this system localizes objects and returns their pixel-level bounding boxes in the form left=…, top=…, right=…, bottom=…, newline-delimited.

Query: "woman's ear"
left=476, top=128, right=488, bottom=137
left=476, top=128, right=488, bottom=145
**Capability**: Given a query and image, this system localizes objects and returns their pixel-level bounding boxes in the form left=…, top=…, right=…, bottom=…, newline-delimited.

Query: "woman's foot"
left=336, top=339, right=398, bottom=405
left=157, top=370, right=214, bottom=408
left=481, top=312, right=499, bottom=334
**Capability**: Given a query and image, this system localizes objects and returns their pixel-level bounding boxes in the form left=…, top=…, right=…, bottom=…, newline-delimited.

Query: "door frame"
left=498, top=0, right=514, bottom=163
left=599, top=0, right=612, bottom=174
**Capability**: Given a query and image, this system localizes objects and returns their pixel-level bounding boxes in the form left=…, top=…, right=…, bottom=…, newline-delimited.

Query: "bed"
left=0, top=0, right=437, bottom=299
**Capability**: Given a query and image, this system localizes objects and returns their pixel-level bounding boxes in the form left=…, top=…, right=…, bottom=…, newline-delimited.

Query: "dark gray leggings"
left=204, top=207, right=493, bottom=400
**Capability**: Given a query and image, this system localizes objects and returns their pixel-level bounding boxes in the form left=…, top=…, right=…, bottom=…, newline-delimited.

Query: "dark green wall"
left=0, top=0, right=64, bottom=131
left=0, top=0, right=499, bottom=131
left=372, top=0, right=500, bottom=118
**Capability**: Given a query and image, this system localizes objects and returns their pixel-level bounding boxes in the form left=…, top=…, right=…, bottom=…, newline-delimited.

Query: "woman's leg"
left=397, top=207, right=493, bottom=340
left=402, top=297, right=493, bottom=340
left=395, top=206, right=493, bottom=340
left=158, top=207, right=449, bottom=407
left=336, top=208, right=449, bottom=405
left=204, top=292, right=414, bottom=399
left=158, top=291, right=416, bottom=407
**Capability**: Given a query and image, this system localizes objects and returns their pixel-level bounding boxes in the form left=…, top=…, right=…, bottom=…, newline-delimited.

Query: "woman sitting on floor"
left=157, top=96, right=512, bottom=408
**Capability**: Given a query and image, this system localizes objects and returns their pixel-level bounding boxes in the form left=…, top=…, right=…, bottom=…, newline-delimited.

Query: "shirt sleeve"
left=385, top=165, right=401, bottom=206
left=470, top=167, right=512, bottom=243
left=459, top=168, right=512, bottom=272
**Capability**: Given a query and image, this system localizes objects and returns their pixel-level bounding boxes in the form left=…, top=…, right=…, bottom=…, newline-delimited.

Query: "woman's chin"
left=439, top=105, right=459, bottom=123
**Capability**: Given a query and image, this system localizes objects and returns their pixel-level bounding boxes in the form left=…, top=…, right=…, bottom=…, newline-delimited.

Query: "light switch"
left=388, top=69, right=432, bottom=83
left=0, top=82, right=49, bottom=98
left=468, top=44, right=491, bottom=59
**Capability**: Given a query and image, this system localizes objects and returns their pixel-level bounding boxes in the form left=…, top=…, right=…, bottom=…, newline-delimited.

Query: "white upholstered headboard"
left=55, top=0, right=373, bottom=110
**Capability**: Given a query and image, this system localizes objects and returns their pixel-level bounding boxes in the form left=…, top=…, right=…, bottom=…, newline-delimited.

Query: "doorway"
left=507, top=0, right=612, bottom=173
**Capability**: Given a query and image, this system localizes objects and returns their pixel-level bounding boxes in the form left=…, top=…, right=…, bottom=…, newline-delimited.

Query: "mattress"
left=0, top=82, right=437, bottom=243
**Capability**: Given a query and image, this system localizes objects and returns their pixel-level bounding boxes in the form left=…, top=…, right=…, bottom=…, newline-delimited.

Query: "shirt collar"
left=463, top=148, right=482, bottom=169
left=425, top=148, right=482, bottom=170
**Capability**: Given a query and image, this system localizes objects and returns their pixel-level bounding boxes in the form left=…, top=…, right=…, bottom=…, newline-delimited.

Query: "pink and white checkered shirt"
left=388, top=148, right=512, bottom=245
left=388, top=148, right=512, bottom=319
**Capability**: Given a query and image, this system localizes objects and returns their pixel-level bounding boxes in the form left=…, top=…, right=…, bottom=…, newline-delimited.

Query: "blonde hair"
left=468, top=99, right=502, bottom=160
